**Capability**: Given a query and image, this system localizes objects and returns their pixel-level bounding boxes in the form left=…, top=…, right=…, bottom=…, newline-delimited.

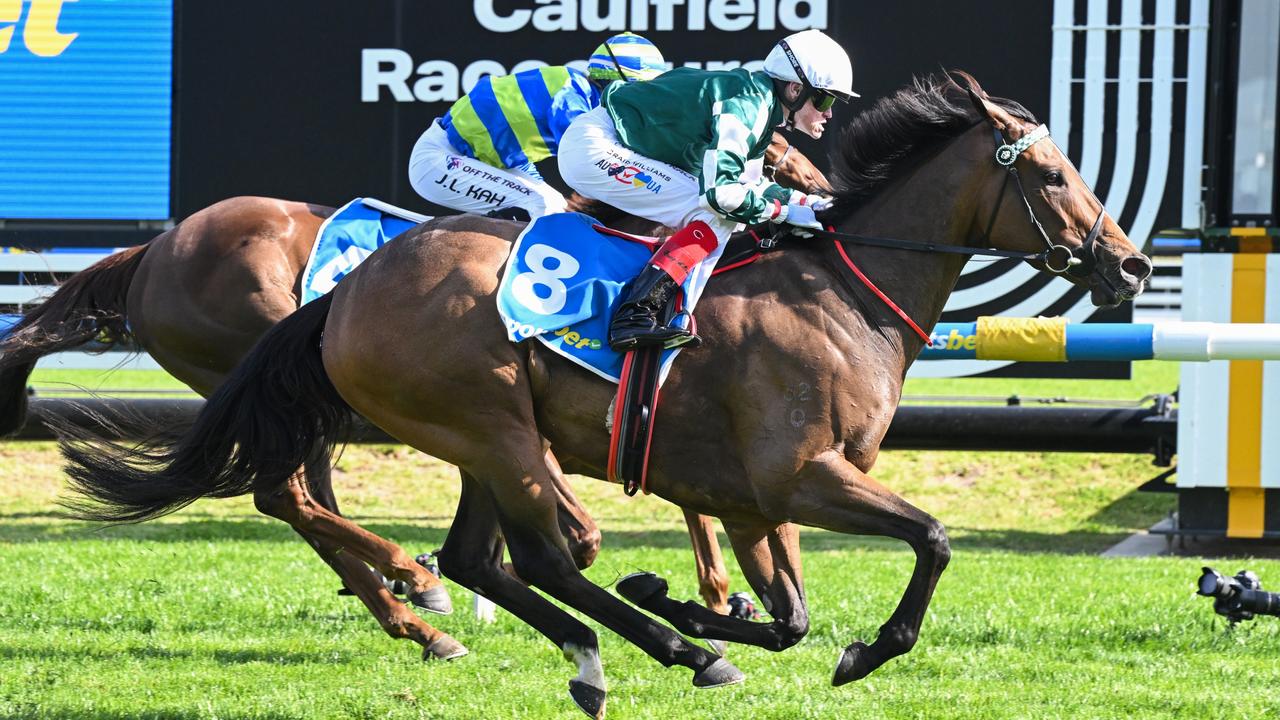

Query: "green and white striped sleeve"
left=698, top=96, right=795, bottom=225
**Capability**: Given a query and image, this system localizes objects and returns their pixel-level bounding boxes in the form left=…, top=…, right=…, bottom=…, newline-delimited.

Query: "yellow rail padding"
left=975, top=316, right=1068, bottom=362
left=1228, top=488, right=1266, bottom=538
left=1231, top=227, right=1272, bottom=253
left=1226, top=253, right=1266, bottom=537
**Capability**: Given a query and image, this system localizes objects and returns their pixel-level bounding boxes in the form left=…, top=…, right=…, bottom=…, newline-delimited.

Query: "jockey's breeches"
left=408, top=122, right=567, bottom=218
left=557, top=106, right=738, bottom=317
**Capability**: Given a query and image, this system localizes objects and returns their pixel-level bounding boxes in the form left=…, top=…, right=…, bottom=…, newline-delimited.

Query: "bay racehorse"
left=56, top=73, right=1152, bottom=717
left=0, top=134, right=826, bottom=657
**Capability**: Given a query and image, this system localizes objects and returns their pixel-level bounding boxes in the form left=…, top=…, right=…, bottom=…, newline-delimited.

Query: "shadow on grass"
left=0, top=708, right=303, bottom=720
left=0, top=642, right=349, bottom=666
left=2, top=514, right=1141, bottom=555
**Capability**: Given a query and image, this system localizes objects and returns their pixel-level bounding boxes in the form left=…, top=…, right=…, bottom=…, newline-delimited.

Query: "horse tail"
left=0, top=243, right=149, bottom=435
left=58, top=293, right=352, bottom=523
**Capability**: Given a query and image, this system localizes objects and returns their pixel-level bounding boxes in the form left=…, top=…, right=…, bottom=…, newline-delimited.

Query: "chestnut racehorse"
left=57, top=74, right=1151, bottom=716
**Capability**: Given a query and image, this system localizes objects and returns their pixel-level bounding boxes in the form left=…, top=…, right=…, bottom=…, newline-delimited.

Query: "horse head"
left=956, top=74, right=1153, bottom=307
left=765, top=132, right=833, bottom=195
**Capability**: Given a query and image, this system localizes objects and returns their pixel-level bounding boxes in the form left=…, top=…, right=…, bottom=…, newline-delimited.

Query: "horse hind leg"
left=466, top=445, right=744, bottom=695
left=253, top=465, right=452, bottom=613
left=616, top=519, right=809, bottom=653
left=438, top=471, right=611, bottom=719
left=787, top=451, right=951, bottom=685
left=251, top=466, right=465, bottom=659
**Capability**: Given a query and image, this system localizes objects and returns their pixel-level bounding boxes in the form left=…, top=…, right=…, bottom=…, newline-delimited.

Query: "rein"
left=803, top=119, right=1110, bottom=344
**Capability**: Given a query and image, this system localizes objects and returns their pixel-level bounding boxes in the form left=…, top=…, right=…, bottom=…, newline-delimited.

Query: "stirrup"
left=661, top=311, right=700, bottom=349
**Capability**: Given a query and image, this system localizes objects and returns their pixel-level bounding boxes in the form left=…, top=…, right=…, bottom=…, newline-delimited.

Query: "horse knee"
left=567, top=525, right=601, bottom=570
left=778, top=613, right=810, bottom=649
left=698, top=568, right=730, bottom=611
left=923, top=519, right=951, bottom=570
left=437, top=546, right=493, bottom=589
left=508, top=545, right=576, bottom=590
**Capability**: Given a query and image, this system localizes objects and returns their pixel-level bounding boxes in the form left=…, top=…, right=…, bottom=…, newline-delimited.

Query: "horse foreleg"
left=251, top=468, right=452, bottom=614
left=615, top=519, right=808, bottom=652
left=682, top=509, right=730, bottom=614
left=787, top=451, right=951, bottom=685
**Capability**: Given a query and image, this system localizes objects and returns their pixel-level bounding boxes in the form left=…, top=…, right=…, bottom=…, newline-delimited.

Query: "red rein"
left=832, top=236, right=933, bottom=346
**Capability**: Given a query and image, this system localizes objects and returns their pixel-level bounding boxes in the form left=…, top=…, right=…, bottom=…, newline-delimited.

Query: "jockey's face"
left=782, top=81, right=834, bottom=140
left=794, top=96, right=833, bottom=139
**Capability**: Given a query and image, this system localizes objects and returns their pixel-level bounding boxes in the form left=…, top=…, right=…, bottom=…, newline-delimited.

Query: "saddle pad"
left=300, top=198, right=430, bottom=305
left=496, top=212, right=688, bottom=383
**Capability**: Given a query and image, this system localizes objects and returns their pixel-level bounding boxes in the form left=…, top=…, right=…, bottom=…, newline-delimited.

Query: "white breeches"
left=408, top=122, right=567, bottom=218
left=557, top=106, right=744, bottom=313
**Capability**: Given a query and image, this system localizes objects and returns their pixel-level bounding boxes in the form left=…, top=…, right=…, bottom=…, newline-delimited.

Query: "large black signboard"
left=172, top=0, right=1209, bottom=378
left=175, top=1, right=1054, bottom=217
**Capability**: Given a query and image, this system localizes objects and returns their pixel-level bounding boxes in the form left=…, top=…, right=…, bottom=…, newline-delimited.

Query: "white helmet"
left=763, top=29, right=858, bottom=106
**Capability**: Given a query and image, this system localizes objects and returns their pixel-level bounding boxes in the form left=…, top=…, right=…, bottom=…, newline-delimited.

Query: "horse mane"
left=828, top=71, right=1037, bottom=217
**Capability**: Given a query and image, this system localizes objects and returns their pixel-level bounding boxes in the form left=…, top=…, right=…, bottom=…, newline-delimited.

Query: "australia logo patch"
left=598, top=160, right=663, bottom=194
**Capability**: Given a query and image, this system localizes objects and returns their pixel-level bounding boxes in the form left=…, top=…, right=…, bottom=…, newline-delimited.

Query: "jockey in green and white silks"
left=558, top=29, right=857, bottom=350
left=409, top=33, right=665, bottom=220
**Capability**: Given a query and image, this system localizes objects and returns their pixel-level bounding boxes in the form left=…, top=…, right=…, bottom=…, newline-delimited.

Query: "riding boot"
left=608, top=264, right=695, bottom=350
left=608, top=220, right=719, bottom=351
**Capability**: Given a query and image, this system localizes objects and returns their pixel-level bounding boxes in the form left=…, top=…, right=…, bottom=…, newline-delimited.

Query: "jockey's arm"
left=547, top=69, right=602, bottom=149
left=698, top=96, right=804, bottom=226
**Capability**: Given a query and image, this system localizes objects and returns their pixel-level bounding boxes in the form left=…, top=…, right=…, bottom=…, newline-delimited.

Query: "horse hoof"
left=409, top=585, right=454, bottom=615
left=568, top=679, right=607, bottom=719
left=704, top=638, right=729, bottom=657
left=422, top=635, right=468, bottom=661
left=692, top=657, right=744, bottom=689
left=832, top=641, right=874, bottom=686
left=616, top=572, right=668, bottom=605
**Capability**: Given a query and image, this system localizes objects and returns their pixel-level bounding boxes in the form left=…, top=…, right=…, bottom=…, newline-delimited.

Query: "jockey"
left=408, top=33, right=665, bottom=221
left=557, top=29, right=856, bottom=350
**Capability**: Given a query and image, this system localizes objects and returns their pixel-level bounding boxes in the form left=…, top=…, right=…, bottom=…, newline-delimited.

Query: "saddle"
left=607, top=227, right=779, bottom=496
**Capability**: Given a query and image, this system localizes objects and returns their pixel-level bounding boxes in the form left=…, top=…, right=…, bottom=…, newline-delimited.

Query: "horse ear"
left=965, top=86, right=994, bottom=126
left=965, top=86, right=1008, bottom=132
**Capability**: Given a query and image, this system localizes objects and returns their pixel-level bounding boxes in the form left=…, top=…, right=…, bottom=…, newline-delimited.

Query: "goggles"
left=811, top=90, right=837, bottom=112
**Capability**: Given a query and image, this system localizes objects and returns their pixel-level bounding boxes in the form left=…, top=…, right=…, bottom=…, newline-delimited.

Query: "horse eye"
left=1044, top=170, right=1065, bottom=187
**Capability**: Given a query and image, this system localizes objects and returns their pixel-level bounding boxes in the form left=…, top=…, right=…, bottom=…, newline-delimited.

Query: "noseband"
left=763, top=140, right=794, bottom=182
left=980, top=124, right=1105, bottom=278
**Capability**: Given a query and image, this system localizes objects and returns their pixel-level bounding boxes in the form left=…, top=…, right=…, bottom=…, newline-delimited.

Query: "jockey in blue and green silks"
left=408, top=33, right=665, bottom=220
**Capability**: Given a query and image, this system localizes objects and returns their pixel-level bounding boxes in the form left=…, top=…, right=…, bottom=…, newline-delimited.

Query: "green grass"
left=5, top=362, right=1279, bottom=718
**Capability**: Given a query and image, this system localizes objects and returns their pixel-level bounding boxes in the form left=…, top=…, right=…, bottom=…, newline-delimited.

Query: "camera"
left=1197, top=566, right=1280, bottom=623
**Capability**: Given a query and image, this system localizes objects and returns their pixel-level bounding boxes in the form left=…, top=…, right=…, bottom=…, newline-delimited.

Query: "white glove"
left=806, top=194, right=835, bottom=213
left=783, top=201, right=822, bottom=230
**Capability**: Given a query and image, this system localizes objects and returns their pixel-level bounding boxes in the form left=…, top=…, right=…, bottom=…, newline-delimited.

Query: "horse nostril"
left=1121, top=255, right=1152, bottom=281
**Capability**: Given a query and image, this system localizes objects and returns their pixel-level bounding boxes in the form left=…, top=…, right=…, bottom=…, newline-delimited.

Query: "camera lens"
left=1198, top=567, right=1226, bottom=597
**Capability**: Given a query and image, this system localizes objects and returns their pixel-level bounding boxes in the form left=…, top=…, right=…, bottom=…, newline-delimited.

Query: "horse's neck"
left=821, top=142, right=988, bottom=373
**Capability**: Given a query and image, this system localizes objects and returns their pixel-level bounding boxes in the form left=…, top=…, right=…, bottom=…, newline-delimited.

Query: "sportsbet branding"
left=362, top=0, right=827, bottom=103
left=929, top=328, right=979, bottom=351
left=0, top=0, right=78, bottom=57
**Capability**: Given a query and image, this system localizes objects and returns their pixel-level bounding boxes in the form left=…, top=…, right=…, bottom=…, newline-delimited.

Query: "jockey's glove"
left=806, top=194, right=835, bottom=213
left=782, top=201, right=822, bottom=230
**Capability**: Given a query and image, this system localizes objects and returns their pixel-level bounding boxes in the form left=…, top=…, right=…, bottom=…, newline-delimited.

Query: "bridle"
left=804, top=121, right=1108, bottom=283
left=763, top=138, right=794, bottom=181
left=979, top=123, right=1105, bottom=278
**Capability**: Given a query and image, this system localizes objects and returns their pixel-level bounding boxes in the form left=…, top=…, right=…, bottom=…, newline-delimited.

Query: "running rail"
left=921, top=317, right=1280, bottom=362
